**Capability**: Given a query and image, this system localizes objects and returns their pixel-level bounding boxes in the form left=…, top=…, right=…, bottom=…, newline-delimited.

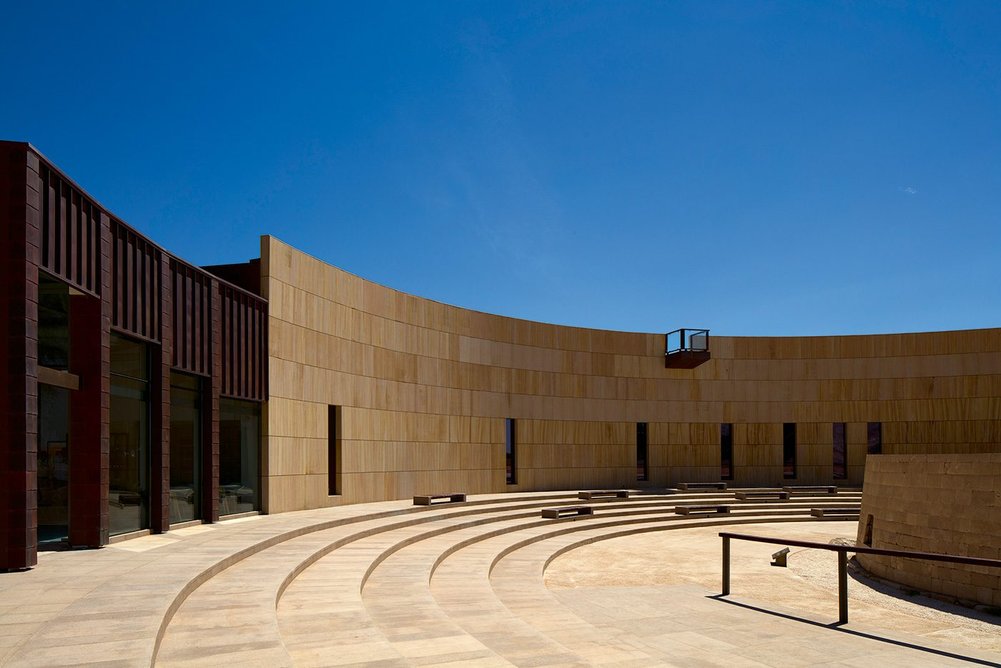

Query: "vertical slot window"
left=832, top=422, right=847, bottom=480
left=867, top=422, right=882, bottom=455
left=720, top=423, right=733, bottom=481
left=863, top=515, right=874, bottom=546
left=636, top=422, right=648, bottom=481
left=783, top=423, right=797, bottom=479
left=506, top=418, right=516, bottom=485
left=328, top=405, right=341, bottom=495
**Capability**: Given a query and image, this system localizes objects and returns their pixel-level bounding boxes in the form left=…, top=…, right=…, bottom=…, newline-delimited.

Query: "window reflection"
left=170, top=373, right=202, bottom=523
left=38, top=273, right=70, bottom=370
left=37, top=384, right=70, bottom=543
left=219, top=399, right=260, bottom=515
left=110, top=335, right=149, bottom=535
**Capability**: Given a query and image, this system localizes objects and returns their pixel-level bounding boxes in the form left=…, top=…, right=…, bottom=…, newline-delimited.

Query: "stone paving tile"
left=12, top=490, right=991, bottom=668
left=278, top=504, right=576, bottom=665
left=0, top=498, right=425, bottom=666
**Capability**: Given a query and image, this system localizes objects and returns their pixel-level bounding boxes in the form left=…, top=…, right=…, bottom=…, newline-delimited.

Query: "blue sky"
left=2, top=2, right=999, bottom=336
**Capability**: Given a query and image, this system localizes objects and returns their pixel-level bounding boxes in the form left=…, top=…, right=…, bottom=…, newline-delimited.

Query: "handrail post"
left=838, top=549, right=848, bottom=624
left=722, top=535, right=730, bottom=596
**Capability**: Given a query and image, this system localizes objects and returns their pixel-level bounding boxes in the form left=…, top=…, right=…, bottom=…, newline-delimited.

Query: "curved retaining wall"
left=261, top=236, right=1001, bottom=511
left=856, top=454, right=1001, bottom=607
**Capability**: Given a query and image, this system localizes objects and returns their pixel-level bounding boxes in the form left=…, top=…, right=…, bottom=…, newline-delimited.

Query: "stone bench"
left=676, top=482, right=728, bottom=491
left=413, top=493, right=467, bottom=506
left=810, top=507, right=858, bottom=518
left=735, top=490, right=790, bottom=501
left=783, top=485, right=837, bottom=495
left=577, top=490, right=630, bottom=500
left=771, top=547, right=790, bottom=567
left=541, top=506, right=594, bottom=519
left=675, top=505, right=730, bottom=515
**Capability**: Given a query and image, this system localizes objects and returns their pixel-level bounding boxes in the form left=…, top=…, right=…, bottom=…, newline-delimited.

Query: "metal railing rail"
left=666, top=328, right=710, bottom=355
left=719, top=531, right=1001, bottom=624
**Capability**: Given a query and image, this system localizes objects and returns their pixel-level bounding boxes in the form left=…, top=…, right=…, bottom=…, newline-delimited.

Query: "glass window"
left=38, top=273, right=70, bottom=370
left=505, top=418, right=516, bottom=485
left=220, top=399, right=260, bottom=515
left=110, top=335, right=150, bottom=535
left=867, top=422, right=882, bottom=455
left=636, top=422, right=648, bottom=481
left=783, top=423, right=797, bottom=479
left=328, top=405, right=340, bottom=495
left=720, top=423, right=733, bottom=481
left=170, top=373, right=202, bottom=524
left=833, top=422, right=847, bottom=480
left=37, top=384, right=70, bottom=543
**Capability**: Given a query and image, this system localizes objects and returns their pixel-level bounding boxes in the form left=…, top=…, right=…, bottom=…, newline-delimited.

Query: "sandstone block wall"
left=856, top=454, right=1001, bottom=607
left=262, top=235, right=1001, bottom=512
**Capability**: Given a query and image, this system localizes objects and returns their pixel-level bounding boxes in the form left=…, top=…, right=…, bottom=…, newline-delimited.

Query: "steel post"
left=722, top=536, right=730, bottom=595
left=838, top=549, right=848, bottom=624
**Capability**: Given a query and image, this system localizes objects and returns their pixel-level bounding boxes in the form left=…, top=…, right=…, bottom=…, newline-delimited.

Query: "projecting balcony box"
left=665, top=328, right=710, bottom=369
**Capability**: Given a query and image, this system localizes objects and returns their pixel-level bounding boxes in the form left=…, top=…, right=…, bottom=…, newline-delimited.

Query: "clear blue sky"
left=3, top=2, right=999, bottom=336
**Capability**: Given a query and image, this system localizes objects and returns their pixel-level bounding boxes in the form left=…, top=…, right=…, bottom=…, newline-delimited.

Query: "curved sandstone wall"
left=261, top=236, right=1001, bottom=511
left=856, top=454, right=1001, bottom=607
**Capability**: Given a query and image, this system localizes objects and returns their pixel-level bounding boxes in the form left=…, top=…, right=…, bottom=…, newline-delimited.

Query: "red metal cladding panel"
left=169, top=259, right=212, bottom=377
left=38, top=165, right=99, bottom=297
left=1, top=142, right=40, bottom=569
left=219, top=285, right=267, bottom=401
left=111, top=220, right=161, bottom=342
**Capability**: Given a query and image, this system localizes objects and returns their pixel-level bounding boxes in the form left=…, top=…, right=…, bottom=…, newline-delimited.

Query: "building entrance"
left=110, top=335, right=150, bottom=535
left=37, top=384, right=70, bottom=544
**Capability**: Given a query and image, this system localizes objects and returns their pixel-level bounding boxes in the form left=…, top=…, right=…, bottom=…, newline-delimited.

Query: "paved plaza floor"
left=0, top=491, right=997, bottom=666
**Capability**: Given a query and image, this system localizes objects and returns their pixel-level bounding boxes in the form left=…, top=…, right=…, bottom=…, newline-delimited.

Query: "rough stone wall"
left=856, top=453, right=1001, bottom=607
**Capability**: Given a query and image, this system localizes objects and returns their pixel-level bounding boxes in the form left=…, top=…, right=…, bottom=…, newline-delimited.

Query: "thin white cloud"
left=899, top=186, right=918, bottom=195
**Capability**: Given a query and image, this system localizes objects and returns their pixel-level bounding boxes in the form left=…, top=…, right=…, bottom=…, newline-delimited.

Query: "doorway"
left=37, top=384, right=70, bottom=544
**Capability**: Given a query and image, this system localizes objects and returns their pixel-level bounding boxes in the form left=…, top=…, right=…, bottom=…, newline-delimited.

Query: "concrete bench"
left=783, top=485, right=837, bottom=495
left=810, top=507, right=858, bottom=518
left=675, top=505, right=730, bottom=515
left=577, top=490, right=630, bottom=500
left=676, top=482, right=728, bottom=491
left=735, top=490, right=789, bottom=500
left=413, top=493, right=467, bottom=506
left=541, top=506, right=594, bottom=519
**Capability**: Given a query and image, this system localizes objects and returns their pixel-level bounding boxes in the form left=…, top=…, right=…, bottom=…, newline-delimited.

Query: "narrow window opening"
left=505, top=418, right=516, bottom=485
left=783, top=423, right=797, bottom=479
left=867, top=422, right=882, bottom=455
left=863, top=514, right=874, bottom=546
left=833, top=422, right=847, bottom=480
left=720, top=423, right=733, bottom=481
left=636, top=422, right=648, bottom=481
left=328, top=405, right=341, bottom=495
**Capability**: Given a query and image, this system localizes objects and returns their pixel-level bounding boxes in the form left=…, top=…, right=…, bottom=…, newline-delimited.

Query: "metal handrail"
left=719, top=531, right=1001, bottom=624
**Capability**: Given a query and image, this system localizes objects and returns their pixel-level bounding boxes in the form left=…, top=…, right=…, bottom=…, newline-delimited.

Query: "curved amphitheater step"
left=276, top=499, right=837, bottom=666
left=482, top=519, right=1001, bottom=666
left=0, top=499, right=421, bottom=667
left=483, top=517, right=815, bottom=665
left=432, top=515, right=818, bottom=665
left=0, top=489, right=871, bottom=667
left=157, top=493, right=619, bottom=665
left=156, top=497, right=577, bottom=666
